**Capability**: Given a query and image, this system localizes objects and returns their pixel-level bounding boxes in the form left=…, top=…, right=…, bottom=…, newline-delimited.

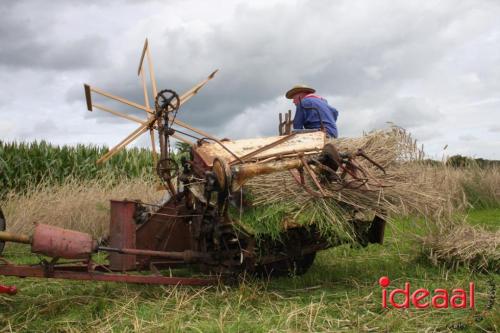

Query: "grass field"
left=0, top=209, right=498, bottom=332
left=0, top=141, right=498, bottom=332
left=0, top=140, right=156, bottom=197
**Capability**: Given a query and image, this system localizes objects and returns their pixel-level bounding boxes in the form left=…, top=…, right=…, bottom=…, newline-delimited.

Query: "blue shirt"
left=293, top=96, right=339, bottom=138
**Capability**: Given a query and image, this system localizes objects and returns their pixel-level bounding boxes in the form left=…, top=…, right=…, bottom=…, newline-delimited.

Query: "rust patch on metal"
left=109, top=200, right=137, bottom=271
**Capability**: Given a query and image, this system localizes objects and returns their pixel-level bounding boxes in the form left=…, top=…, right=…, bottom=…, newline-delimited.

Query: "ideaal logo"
left=379, top=276, right=475, bottom=309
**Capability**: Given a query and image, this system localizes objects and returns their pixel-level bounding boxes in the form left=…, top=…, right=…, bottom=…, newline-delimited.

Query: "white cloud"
left=0, top=0, right=499, bottom=159
left=459, top=134, right=478, bottom=141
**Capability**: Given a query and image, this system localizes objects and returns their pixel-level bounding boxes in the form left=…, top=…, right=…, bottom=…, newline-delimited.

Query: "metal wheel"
left=252, top=227, right=320, bottom=277
left=255, top=253, right=317, bottom=277
left=292, top=252, right=317, bottom=275
left=0, top=207, right=6, bottom=254
left=154, top=89, right=180, bottom=117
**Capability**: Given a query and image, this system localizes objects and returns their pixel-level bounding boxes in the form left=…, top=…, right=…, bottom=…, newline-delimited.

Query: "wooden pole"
left=179, top=69, right=219, bottom=106
left=170, top=117, right=217, bottom=141
left=92, top=104, right=145, bottom=124
left=149, top=129, right=157, bottom=165
left=279, top=113, right=283, bottom=135
left=90, top=86, right=152, bottom=113
left=145, top=45, right=158, bottom=100
left=97, top=124, right=150, bottom=164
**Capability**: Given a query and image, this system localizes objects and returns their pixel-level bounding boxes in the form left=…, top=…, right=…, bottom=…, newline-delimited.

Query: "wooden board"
left=194, top=131, right=326, bottom=167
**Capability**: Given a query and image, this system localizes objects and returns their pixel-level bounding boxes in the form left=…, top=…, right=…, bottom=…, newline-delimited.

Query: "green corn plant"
left=0, top=140, right=164, bottom=197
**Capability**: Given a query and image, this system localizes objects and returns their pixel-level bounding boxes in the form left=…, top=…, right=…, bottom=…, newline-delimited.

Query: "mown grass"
left=467, top=208, right=500, bottom=230
left=0, top=211, right=498, bottom=332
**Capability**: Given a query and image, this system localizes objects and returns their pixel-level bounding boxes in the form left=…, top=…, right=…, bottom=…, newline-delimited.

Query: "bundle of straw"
left=421, top=224, right=500, bottom=272
left=234, top=127, right=450, bottom=241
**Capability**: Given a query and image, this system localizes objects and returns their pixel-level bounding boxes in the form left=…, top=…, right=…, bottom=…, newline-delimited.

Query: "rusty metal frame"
left=289, top=169, right=325, bottom=198
left=109, top=200, right=137, bottom=271
left=300, top=156, right=327, bottom=196
left=0, top=263, right=216, bottom=285
left=284, top=147, right=391, bottom=197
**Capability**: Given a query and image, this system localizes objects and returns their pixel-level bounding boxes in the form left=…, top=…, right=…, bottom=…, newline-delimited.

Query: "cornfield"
left=0, top=140, right=156, bottom=196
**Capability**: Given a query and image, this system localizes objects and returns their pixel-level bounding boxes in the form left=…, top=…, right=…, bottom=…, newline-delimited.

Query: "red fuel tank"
left=31, top=224, right=96, bottom=259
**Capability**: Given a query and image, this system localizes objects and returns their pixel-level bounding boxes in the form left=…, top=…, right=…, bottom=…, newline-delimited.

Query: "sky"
left=0, top=0, right=499, bottom=159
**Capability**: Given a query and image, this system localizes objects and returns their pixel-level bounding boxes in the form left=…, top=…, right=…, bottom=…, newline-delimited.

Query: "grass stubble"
left=0, top=226, right=498, bottom=332
left=0, top=128, right=499, bottom=332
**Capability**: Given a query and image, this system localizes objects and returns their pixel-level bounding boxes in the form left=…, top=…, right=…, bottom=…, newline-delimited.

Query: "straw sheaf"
left=244, top=127, right=444, bottom=221
left=421, top=224, right=500, bottom=271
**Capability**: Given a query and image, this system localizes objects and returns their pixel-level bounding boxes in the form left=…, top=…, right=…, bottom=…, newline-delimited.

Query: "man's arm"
left=293, top=104, right=305, bottom=130
left=330, top=105, right=339, bottom=121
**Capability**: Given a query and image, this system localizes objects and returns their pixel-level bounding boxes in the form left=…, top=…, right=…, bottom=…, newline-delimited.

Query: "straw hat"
left=285, top=84, right=316, bottom=99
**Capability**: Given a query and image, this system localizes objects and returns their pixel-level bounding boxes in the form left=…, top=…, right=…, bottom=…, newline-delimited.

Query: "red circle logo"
left=379, top=276, right=390, bottom=287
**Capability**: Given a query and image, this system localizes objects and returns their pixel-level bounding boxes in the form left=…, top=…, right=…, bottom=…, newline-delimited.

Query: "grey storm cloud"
left=489, top=125, right=500, bottom=133
left=459, top=134, right=478, bottom=142
left=0, top=2, right=109, bottom=70
left=1, top=0, right=500, bottom=158
left=69, top=0, right=492, bottom=133
left=369, top=97, right=442, bottom=130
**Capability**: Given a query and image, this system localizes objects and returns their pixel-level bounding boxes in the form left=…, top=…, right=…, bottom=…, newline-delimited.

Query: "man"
left=285, top=84, right=339, bottom=138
